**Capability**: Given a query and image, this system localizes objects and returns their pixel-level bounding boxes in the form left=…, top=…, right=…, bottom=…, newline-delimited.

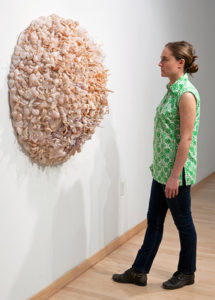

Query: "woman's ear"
left=178, top=58, right=185, bottom=69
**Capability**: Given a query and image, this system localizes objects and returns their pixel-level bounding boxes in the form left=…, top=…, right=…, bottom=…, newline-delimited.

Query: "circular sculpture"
left=8, top=14, right=110, bottom=166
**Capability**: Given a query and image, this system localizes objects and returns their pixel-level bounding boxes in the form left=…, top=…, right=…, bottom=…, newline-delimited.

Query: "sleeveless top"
left=149, top=72, right=200, bottom=186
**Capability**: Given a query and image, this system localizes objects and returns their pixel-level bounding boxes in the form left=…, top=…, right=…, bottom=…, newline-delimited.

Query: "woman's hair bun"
left=186, top=54, right=198, bottom=74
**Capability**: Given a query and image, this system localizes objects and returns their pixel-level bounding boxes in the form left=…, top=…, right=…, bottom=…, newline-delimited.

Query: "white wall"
left=0, top=0, right=214, bottom=299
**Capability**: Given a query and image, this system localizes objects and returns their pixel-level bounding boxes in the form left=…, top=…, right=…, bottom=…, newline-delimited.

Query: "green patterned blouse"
left=149, top=72, right=200, bottom=186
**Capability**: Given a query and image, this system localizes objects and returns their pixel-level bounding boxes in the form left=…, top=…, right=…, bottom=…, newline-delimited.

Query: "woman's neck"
left=169, top=72, right=185, bottom=86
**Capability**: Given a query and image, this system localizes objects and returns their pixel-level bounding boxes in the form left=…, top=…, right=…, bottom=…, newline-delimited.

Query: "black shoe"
left=162, top=271, right=195, bottom=290
left=112, top=267, right=147, bottom=286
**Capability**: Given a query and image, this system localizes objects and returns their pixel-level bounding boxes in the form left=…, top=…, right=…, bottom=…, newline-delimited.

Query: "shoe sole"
left=162, top=280, right=194, bottom=290
left=112, top=278, right=147, bottom=286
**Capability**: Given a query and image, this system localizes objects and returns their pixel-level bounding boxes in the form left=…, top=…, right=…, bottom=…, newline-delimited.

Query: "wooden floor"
left=49, top=174, right=215, bottom=300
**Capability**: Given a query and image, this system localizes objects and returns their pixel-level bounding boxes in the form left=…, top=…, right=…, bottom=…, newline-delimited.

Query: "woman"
left=112, top=41, right=200, bottom=290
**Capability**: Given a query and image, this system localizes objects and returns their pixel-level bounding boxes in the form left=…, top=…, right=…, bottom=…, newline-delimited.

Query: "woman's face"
left=158, top=47, right=184, bottom=78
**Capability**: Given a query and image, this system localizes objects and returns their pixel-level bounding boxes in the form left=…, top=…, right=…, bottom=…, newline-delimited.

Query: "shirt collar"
left=166, top=73, right=188, bottom=94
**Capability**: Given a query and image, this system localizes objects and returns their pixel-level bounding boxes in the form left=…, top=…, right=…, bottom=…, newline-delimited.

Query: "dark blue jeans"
left=132, top=168, right=197, bottom=274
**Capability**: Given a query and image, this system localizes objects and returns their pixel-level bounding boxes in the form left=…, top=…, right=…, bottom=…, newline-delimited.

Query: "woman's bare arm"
left=165, top=92, right=197, bottom=198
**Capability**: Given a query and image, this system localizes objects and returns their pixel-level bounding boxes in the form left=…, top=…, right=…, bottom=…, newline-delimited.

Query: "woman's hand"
left=165, top=175, right=179, bottom=198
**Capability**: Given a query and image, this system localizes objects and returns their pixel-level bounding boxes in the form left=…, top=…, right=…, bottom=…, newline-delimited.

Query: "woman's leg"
left=132, top=179, right=168, bottom=274
left=162, top=170, right=197, bottom=274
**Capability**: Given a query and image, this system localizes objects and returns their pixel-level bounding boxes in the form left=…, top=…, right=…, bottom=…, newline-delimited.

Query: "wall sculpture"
left=8, top=14, right=110, bottom=166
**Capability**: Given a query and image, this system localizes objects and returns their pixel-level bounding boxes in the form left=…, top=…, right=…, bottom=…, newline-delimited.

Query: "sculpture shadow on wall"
left=89, top=117, right=121, bottom=255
